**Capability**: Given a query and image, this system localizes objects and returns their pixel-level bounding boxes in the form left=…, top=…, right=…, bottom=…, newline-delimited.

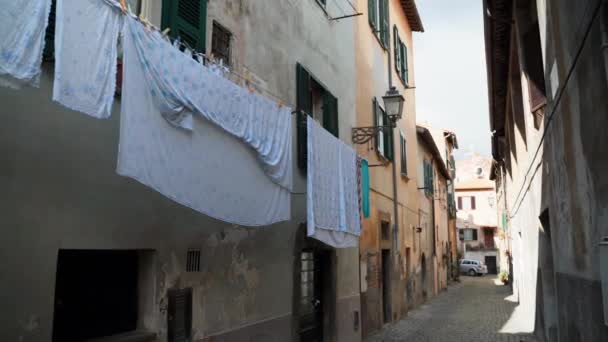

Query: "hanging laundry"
left=361, top=159, right=370, bottom=218
left=124, top=17, right=292, bottom=191
left=307, top=116, right=361, bottom=248
left=118, top=16, right=290, bottom=226
left=53, top=0, right=123, bottom=118
left=0, top=0, right=52, bottom=88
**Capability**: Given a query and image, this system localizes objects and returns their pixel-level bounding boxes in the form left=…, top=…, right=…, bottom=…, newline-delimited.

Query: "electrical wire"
left=507, top=0, right=603, bottom=219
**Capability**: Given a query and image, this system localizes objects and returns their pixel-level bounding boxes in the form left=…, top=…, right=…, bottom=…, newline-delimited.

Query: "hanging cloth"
left=0, top=0, right=52, bottom=88
left=118, top=16, right=290, bottom=226
left=53, top=0, right=123, bottom=118
left=124, top=17, right=292, bottom=191
left=361, top=158, right=370, bottom=218
left=307, top=116, right=361, bottom=248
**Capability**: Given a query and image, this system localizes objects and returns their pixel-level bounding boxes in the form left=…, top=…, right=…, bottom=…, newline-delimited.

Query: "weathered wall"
left=354, top=0, right=421, bottom=337
left=0, top=0, right=361, bottom=341
left=489, top=0, right=608, bottom=341
left=0, top=66, right=296, bottom=342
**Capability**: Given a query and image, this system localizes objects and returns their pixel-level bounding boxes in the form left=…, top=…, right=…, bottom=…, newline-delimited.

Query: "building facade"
left=0, top=0, right=362, bottom=341
left=416, top=125, right=456, bottom=298
left=455, top=155, right=504, bottom=275
left=484, top=0, right=608, bottom=341
left=353, top=0, right=423, bottom=337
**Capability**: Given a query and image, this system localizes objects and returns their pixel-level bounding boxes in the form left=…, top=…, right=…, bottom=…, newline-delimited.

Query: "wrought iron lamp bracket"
left=351, top=125, right=394, bottom=145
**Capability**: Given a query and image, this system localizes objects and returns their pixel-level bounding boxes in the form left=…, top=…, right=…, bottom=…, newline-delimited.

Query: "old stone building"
left=353, top=0, right=424, bottom=337
left=0, top=0, right=363, bottom=341
left=484, top=0, right=608, bottom=341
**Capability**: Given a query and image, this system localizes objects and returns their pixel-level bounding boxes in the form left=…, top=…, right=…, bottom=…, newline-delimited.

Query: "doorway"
left=381, top=249, right=391, bottom=324
left=485, top=255, right=498, bottom=274
left=52, top=250, right=138, bottom=341
left=299, top=250, right=326, bottom=342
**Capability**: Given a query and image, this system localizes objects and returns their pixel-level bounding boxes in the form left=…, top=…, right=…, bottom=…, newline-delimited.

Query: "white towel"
left=0, top=0, right=52, bottom=88
left=52, top=0, right=123, bottom=118
left=118, top=16, right=290, bottom=226
left=307, top=116, right=361, bottom=248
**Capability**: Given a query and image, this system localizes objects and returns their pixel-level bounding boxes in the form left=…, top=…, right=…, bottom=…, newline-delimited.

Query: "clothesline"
left=106, top=0, right=295, bottom=110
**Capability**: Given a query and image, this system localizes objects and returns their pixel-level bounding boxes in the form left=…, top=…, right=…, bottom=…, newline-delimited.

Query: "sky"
left=413, top=0, right=492, bottom=158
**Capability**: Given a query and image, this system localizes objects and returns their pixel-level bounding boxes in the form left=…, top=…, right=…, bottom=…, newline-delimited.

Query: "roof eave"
left=400, top=0, right=425, bottom=32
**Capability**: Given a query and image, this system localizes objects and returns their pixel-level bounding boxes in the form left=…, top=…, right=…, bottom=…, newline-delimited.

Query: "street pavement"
left=365, top=276, right=537, bottom=342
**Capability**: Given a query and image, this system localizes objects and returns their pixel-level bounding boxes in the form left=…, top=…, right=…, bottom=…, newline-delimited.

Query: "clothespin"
left=161, top=27, right=171, bottom=37
left=277, top=99, right=284, bottom=108
left=119, top=0, right=127, bottom=13
left=245, top=74, right=255, bottom=93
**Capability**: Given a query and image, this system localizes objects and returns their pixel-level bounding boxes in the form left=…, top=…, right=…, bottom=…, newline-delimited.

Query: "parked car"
left=459, top=259, right=488, bottom=276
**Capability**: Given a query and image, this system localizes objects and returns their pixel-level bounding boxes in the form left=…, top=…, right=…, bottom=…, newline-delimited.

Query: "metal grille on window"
left=186, top=249, right=201, bottom=272
left=211, top=21, right=231, bottom=67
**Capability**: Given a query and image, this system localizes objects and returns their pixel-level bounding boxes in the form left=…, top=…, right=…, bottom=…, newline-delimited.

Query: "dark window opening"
left=52, top=250, right=138, bottom=341
left=296, top=63, right=339, bottom=170
left=186, top=249, right=201, bottom=272
left=211, top=21, right=231, bottom=67
left=400, top=130, right=408, bottom=176
left=381, top=221, right=390, bottom=240
left=298, top=250, right=326, bottom=341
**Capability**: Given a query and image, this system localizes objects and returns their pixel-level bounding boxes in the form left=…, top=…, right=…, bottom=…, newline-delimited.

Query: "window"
left=373, top=98, right=393, bottom=160
left=296, top=63, right=339, bottom=170
left=459, top=228, right=478, bottom=241
left=186, top=249, right=201, bottom=272
left=393, top=26, right=409, bottom=85
left=381, top=221, right=390, bottom=240
left=211, top=21, right=231, bottom=67
left=457, top=196, right=476, bottom=210
left=400, top=130, right=407, bottom=176
left=162, top=0, right=208, bottom=51
left=423, top=160, right=434, bottom=196
left=368, top=0, right=389, bottom=48
left=522, top=22, right=546, bottom=117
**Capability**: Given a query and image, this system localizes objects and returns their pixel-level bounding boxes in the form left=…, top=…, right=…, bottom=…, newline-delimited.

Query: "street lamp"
left=382, top=86, right=405, bottom=124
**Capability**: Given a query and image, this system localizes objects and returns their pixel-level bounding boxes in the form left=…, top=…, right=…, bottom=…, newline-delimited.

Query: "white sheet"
left=118, top=17, right=290, bottom=226
left=53, top=0, right=123, bottom=118
left=307, top=116, right=360, bottom=248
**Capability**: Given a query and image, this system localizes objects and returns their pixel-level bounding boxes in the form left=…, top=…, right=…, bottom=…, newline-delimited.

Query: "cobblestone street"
left=366, top=276, right=537, bottom=342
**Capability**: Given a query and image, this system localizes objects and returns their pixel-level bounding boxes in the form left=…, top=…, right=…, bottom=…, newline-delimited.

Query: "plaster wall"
left=0, top=0, right=361, bottom=341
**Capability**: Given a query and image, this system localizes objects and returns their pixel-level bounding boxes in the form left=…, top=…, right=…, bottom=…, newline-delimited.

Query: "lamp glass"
left=382, top=89, right=405, bottom=122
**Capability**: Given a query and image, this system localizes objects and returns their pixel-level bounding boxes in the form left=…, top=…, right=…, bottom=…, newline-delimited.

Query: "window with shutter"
left=522, top=23, right=546, bottom=113
left=379, top=0, right=389, bottom=47
left=323, top=92, right=339, bottom=138
left=394, top=26, right=401, bottom=74
left=368, top=0, right=378, bottom=30
left=471, top=196, right=476, bottom=210
left=458, top=196, right=463, bottom=210
left=400, top=42, right=408, bottom=85
left=400, top=130, right=407, bottom=176
left=384, top=111, right=393, bottom=161
left=162, top=0, right=208, bottom=52
left=374, top=98, right=385, bottom=156
left=296, top=63, right=312, bottom=170
left=459, top=229, right=464, bottom=241
left=472, top=229, right=478, bottom=241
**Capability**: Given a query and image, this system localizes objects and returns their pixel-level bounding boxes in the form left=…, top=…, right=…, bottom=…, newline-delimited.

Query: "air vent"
left=186, top=249, right=200, bottom=272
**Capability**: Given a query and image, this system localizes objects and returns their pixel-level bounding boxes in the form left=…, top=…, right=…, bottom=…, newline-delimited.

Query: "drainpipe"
left=386, top=0, right=399, bottom=261
left=601, top=0, right=608, bottom=83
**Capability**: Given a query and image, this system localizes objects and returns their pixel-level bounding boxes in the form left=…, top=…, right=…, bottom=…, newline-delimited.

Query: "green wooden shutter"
left=323, top=92, right=339, bottom=138
left=401, top=42, right=408, bottom=85
left=394, top=26, right=401, bottom=74
left=368, top=0, right=377, bottom=29
left=296, top=64, right=312, bottom=170
left=380, top=0, right=389, bottom=47
left=162, top=0, right=207, bottom=52
left=373, top=97, right=380, bottom=153
left=383, top=111, right=393, bottom=161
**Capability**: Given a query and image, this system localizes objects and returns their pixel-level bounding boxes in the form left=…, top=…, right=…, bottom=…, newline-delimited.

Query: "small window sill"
left=401, top=173, right=409, bottom=181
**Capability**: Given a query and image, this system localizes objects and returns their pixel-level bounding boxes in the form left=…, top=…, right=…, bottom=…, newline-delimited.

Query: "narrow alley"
left=367, top=276, right=536, bottom=342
